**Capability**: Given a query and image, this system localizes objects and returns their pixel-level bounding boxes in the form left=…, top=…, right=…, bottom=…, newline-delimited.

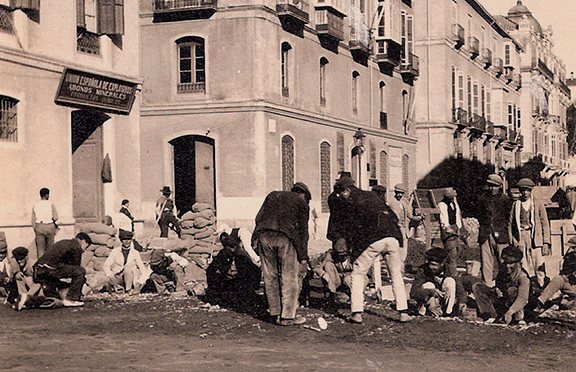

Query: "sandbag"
left=88, top=233, right=112, bottom=246
left=78, top=222, right=117, bottom=236
left=194, top=216, right=216, bottom=228
left=194, top=226, right=216, bottom=239
left=188, top=253, right=211, bottom=269
left=175, top=238, right=196, bottom=250
left=93, top=245, right=112, bottom=258
left=92, top=256, right=108, bottom=271
left=180, top=220, right=196, bottom=229
left=181, top=209, right=214, bottom=221
left=192, top=203, right=213, bottom=212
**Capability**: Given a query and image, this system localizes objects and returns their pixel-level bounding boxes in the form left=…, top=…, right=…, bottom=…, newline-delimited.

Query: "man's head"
left=12, top=247, right=29, bottom=266
left=393, top=184, right=406, bottom=201
left=40, top=188, right=50, bottom=200
left=443, top=187, right=457, bottom=202
left=149, top=249, right=167, bottom=266
left=487, top=174, right=503, bottom=196
left=0, top=244, right=7, bottom=261
left=425, top=247, right=448, bottom=274
left=334, top=177, right=355, bottom=200
left=75, top=232, right=92, bottom=251
left=160, top=186, right=172, bottom=197
left=501, top=246, right=523, bottom=274
left=291, top=182, right=311, bottom=203
left=119, top=230, right=134, bottom=249
left=516, top=178, right=535, bottom=201
left=372, top=185, right=387, bottom=201
left=121, top=199, right=130, bottom=207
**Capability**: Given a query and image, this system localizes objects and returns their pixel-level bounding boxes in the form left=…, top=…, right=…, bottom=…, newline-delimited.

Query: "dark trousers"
left=158, top=212, right=181, bottom=238
left=34, top=265, right=86, bottom=301
left=472, top=282, right=523, bottom=320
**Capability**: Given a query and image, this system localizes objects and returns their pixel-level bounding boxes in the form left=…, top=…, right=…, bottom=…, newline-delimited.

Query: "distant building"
left=413, top=0, right=524, bottom=181
left=139, top=0, right=420, bottom=229
left=0, top=1, right=142, bottom=245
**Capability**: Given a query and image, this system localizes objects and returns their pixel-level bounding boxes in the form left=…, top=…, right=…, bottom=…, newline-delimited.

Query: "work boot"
left=347, top=312, right=363, bottom=324
left=278, top=314, right=306, bottom=326
left=62, top=299, right=84, bottom=307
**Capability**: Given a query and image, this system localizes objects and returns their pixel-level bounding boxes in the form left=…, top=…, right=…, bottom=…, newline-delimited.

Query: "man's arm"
left=505, top=274, right=530, bottom=320
left=52, top=203, right=58, bottom=222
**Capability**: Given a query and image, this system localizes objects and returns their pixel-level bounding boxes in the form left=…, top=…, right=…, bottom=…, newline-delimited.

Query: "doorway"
left=170, top=135, right=215, bottom=216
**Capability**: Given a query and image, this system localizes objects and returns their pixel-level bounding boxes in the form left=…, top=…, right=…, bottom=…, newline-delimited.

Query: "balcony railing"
left=470, top=113, right=486, bottom=132
left=513, top=73, right=522, bottom=90
left=558, top=80, right=571, bottom=98
left=277, top=0, right=310, bottom=24
left=481, top=48, right=492, bottom=69
left=154, top=0, right=218, bottom=21
left=314, top=0, right=347, bottom=17
left=375, top=39, right=402, bottom=69
left=452, top=24, right=465, bottom=49
left=400, top=52, right=419, bottom=78
left=533, top=58, right=554, bottom=81
left=493, top=58, right=503, bottom=77
left=494, top=125, right=508, bottom=140
left=503, top=66, right=514, bottom=83
left=315, top=9, right=344, bottom=41
left=452, top=107, right=468, bottom=127
left=380, top=111, right=388, bottom=130
left=177, top=82, right=206, bottom=94
left=468, top=36, right=479, bottom=59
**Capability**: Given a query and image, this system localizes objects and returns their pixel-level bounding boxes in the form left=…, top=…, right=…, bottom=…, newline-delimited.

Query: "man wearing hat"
left=332, top=177, right=412, bottom=323
left=155, top=186, right=181, bottom=238
left=535, top=251, right=576, bottom=313
left=103, top=230, right=151, bottom=294
left=252, top=182, right=311, bottom=326
left=11, top=247, right=41, bottom=311
left=149, top=248, right=189, bottom=294
left=327, top=174, right=355, bottom=252
left=390, top=183, right=423, bottom=264
left=509, top=178, right=551, bottom=277
left=0, top=239, right=14, bottom=301
left=472, top=246, right=530, bottom=325
left=477, top=174, right=512, bottom=287
left=410, top=248, right=466, bottom=317
left=438, top=187, right=464, bottom=278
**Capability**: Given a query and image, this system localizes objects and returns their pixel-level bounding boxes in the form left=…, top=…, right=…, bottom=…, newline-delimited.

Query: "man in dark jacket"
left=252, top=182, right=310, bottom=326
left=33, top=233, right=92, bottom=307
left=477, top=174, right=512, bottom=287
left=333, top=177, right=412, bottom=323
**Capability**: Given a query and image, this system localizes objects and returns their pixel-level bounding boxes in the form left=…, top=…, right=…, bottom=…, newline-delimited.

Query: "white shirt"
left=32, top=200, right=58, bottom=224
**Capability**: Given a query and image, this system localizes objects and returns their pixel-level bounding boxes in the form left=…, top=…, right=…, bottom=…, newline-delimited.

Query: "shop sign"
left=55, top=68, right=137, bottom=115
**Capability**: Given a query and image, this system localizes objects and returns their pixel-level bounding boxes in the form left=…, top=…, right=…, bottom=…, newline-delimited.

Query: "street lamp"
left=352, top=128, right=365, bottom=188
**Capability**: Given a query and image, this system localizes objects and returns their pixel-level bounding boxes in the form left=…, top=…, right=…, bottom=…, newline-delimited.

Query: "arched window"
left=176, top=36, right=205, bottom=94
left=320, top=57, right=329, bottom=105
left=379, top=81, right=387, bottom=129
left=282, top=135, right=295, bottom=191
left=0, top=95, right=18, bottom=142
left=281, top=42, right=292, bottom=97
left=352, top=71, right=360, bottom=113
left=320, top=142, right=331, bottom=213
left=379, top=150, right=388, bottom=189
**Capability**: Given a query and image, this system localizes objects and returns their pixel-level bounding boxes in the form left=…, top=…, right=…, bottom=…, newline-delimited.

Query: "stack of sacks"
left=77, top=222, right=118, bottom=276
left=180, top=203, right=218, bottom=250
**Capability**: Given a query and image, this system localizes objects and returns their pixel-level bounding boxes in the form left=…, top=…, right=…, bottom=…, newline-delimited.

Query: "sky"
left=479, top=0, right=576, bottom=77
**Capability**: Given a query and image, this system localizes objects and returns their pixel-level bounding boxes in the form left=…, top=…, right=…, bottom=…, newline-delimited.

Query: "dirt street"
left=1, top=292, right=575, bottom=372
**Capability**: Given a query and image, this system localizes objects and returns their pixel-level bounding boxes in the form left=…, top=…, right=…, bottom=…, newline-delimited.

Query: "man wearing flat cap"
left=155, top=186, right=181, bottom=238
left=438, top=187, right=464, bottom=278
left=476, top=174, right=512, bottom=287
left=252, top=182, right=311, bottom=326
left=473, top=246, right=530, bottom=325
left=390, top=183, right=423, bottom=265
left=332, top=177, right=412, bottom=323
left=103, top=230, right=151, bottom=294
left=509, top=178, right=551, bottom=277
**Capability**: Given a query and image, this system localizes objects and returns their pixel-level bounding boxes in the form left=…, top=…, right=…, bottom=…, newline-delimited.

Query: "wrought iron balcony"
left=400, top=52, right=419, bottom=84
left=493, top=58, right=503, bottom=77
left=493, top=125, right=508, bottom=141
left=503, top=66, right=514, bottom=84
left=513, top=73, right=522, bottom=90
left=277, top=0, right=310, bottom=23
left=470, top=113, right=486, bottom=132
left=532, top=57, right=554, bottom=81
left=153, top=0, right=218, bottom=22
left=468, top=36, right=479, bottom=60
left=452, top=107, right=468, bottom=127
left=481, top=48, right=492, bottom=69
left=558, top=80, right=571, bottom=98
left=375, top=39, right=402, bottom=73
left=349, top=39, right=370, bottom=66
left=315, top=9, right=344, bottom=42
left=452, top=24, right=465, bottom=50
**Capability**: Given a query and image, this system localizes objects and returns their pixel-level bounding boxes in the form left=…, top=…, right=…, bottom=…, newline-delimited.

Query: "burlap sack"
left=192, top=203, right=213, bottom=212
left=78, top=222, right=117, bottom=236
left=193, top=216, right=216, bottom=228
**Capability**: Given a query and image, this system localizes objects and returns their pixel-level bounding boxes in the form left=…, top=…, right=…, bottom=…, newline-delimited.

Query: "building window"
left=402, top=154, right=409, bottom=189
left=451, top=67, right=456, bottom=113
left=507, top=103, right=513, bottom=126
left=504, top=44, right=511, bottom=65
left=76, top=0, right=124, bottom=53
left=379, top=81, right=387, bottom=129
left=467, top=76, right=472, bottom=116
left=282, top=135, right=295, bottom=192
left=0, top=6, right=14, bottom=34
left=320, top=142, right=331, bottom=213
left=405, top=15, right=414, bottom=61
left=352, top=71, right=359, bottom=114
left=481, top=85, right=485, bottom=117
left=320, top=57, right=328, bottom=106
left=0, top=95, right=18, bottom=142
left=486, top=90, right=491, bottom=122
left=458, top=73, right=464, bottom=109
left=281, top=42, right=291, bottom=97
left=473, top=82, right=479, bottom=115
left=176, top=36, right=205, bottom=94
left=370, top=140, right=376, bottom=179
left=400, top=11, right=406, bottom=63
left=337, top=132, right=345, bottom=173
left=380, top=150, right=388, bottom=190
left=377, top=6, right=385, bottom=37
left=516, top=106, right=521, bottom=130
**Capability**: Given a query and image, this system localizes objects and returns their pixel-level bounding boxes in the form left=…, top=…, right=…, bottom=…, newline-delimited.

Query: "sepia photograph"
left=1, top=0, right=575, bottom=370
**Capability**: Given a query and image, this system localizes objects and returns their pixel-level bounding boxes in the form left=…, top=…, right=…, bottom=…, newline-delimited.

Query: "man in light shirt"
left=438, top=188, right=464, bottom=278
left=31, top=188, right=58, bottom=258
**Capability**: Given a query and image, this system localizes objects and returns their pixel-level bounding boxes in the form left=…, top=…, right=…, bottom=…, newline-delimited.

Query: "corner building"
left=0, top=1, right=142, bottom=248
left=140, top=0, right=419, bottom=231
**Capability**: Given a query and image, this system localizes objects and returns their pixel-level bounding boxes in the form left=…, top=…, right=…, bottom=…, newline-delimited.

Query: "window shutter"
left=77, top=0, right=85, bottom=28
left=98, top=0, right=123, bottom=35
left=10, top=0, right=40, bottom=11
left=114, top=0, right=124, bottom=35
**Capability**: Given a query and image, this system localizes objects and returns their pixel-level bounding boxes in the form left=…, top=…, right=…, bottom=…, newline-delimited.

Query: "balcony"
left=277, top=0, right=309, bottom=36
left=550, top=115, right=561, bottom=126
left=494, top=125, right=508, bottom=141
left=314, top=0, right=347, bottom=17
left=349, top=39, right=370, bottom=66
left=532, top=58, right=554, bottom=81
left=503, top=66, right=514, bottom=84
left=375, top=39, right=402, bottom=74
left=468, top=36, right=479, bottom=60
left=380, top=111, right=388, bottom=130
left=493, top=58, right=503, bottom=77
left=481, top=48, right=492, bottom=69
left=452, top=24, right=465, bottom=49
left=470, top=113, right=486, bottom=133
left=153, top=0, right=218, bottom=22
left=452, top=107, right=468, bottom=128
left=558, top=80, right=571, bottom=98
left=513, top=73, right=522, bottom=90
left=315, top=9, right=344, bottom=50
left=177, top=82, right=205, bottom=94
left=400, top=53, right=419, bottom=85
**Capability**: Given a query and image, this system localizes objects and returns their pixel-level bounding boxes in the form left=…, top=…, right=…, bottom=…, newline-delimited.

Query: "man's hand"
left=541, top=243, right=552, bottom=256
left=495, top=288, right=503, bottom=298
left=503, top=311, right=513, bottom=325
left=15, top=272, right=24, bottom=281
